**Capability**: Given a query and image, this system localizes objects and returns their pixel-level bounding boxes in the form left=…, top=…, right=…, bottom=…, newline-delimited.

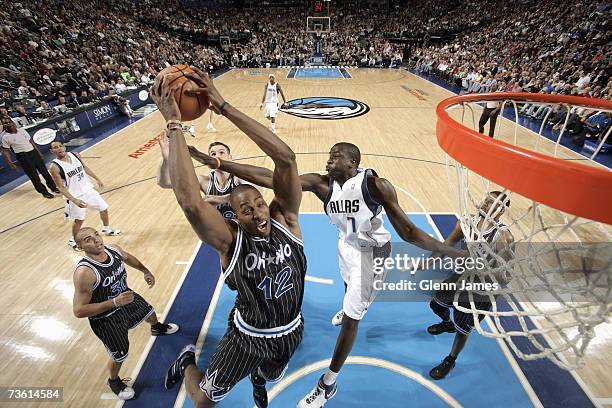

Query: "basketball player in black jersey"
left=158, top=135, right=258, bottom=219
left=187, top=142, right=465, bottom=407
left=72, top=227, right=179, bottom=400
left=427, top=191, right=514, bottom=379
left=151, top=67, right=306, bottom=408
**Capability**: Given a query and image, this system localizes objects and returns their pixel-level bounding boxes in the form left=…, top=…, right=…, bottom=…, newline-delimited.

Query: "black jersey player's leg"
left=427, top=298, right=456, bottom=335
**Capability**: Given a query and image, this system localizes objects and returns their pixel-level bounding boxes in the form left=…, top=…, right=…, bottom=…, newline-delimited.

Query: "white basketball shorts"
left=64, top=189, right=109, bottom=221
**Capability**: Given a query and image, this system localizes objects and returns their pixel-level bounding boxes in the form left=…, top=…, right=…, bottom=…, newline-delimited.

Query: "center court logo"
left=280, top=97, right=369, bottom=120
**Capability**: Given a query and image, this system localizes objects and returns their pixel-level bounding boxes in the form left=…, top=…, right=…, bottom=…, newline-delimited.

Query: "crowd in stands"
left=1, top=0, right=610, bottom=139
left=409, top=0, right=611, bottom=145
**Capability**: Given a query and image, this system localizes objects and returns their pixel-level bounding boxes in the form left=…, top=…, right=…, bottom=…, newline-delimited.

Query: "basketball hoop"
left=436, top=92, right=612, bottom=370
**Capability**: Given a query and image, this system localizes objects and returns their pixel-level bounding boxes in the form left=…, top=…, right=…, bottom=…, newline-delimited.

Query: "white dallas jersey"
left=324, top=168, right=391, bottom=248
left=52, top=152, right=94, bottom=197
left=265, top=82, right=278, bottom=104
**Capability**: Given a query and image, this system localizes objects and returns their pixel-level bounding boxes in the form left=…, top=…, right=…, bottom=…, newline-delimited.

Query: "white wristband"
left=112, top=297, right=118, bottom=308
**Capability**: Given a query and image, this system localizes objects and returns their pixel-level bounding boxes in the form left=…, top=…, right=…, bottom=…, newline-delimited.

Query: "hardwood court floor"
left=0, top=68, right=609, bottom=407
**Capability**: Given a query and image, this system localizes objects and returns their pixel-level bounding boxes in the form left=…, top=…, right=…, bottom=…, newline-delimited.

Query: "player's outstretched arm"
left=429, top=220, right=464, bottom=258
left=150, top=74, right=234, bottom=255
left=189, top=146, right=330, bottom=201
left=370, top=177, right=465, bottom=259
left=185, top=68, right=302, bottom=225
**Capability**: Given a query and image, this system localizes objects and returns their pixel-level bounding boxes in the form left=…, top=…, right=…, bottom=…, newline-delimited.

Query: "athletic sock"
left=323, top=369, right=338, bottom=385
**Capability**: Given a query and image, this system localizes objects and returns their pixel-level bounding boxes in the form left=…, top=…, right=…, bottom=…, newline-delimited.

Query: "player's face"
left=480, top=195, right=506, bottom=219
left=234, top=190, right=271, bottom=237
left=269, top=77, right=276, bottom=84
left=325, top=147, right=352, bottom=177
left=208, top=145, right=231, bottom=161
left=50, top=142, right=66, bottom=158
left=77, top=229, right=105, bottom=255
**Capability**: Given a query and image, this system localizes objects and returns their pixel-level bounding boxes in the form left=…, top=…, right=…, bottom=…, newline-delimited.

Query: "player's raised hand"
left=184, top=67, right=226, bottom=114
left=188, top=145, right=216, bottom=168
left=144, top=271, right=156, bottom=288
left=158, top=131, right=170, bottom=160
left=150, top=74, right=181, bottom=122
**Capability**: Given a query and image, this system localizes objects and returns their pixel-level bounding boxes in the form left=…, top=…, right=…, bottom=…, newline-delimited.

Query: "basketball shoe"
left=151, top=322, right=180, bottom=336
left=101, top=226, right=121, bottom=236
left=165, top=344, right=196, bottom=389
left=331, top=310, right=344, bottom=326
left=107, top=377, right=135, bottom=400
left=297, top=375, right=337, bottom=408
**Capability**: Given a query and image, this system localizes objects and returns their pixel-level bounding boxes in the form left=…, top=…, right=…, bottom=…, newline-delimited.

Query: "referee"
left=1, top=119, right=59, bottom=198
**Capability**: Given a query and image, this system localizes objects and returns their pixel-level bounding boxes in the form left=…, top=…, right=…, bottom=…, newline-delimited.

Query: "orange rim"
left=436, top=92, right=612, bottom=224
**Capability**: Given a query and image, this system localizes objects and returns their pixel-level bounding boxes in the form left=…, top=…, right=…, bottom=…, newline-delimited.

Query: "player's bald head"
left=332, top=142, right=361, bottom=166
left=75, top=227, right=97, bottom=245
left=229, top=184, right=262, bottom=210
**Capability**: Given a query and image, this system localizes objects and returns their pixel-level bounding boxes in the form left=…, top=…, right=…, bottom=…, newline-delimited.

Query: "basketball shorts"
left=89, top=292, right=154, bottom=362
left=264, top=102, right=278, bottom=118
left=432, top=274, right=493, bottom=335
left=199, top=311, right=303, bottom=402
left=64, top=189, right=109, bottom=220
left=338, top=239, right=392, bottom=321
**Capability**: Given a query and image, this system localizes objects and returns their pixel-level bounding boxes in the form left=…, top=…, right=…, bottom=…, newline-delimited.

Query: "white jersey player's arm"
left=430, top=221, right=464, bottom=259
left=371, top=177, right=465, bottom=259
left=48, top=163, right=85, bottom=206
left=277, top=83, right=287, bottom=105
left=259, top=83, right=267, bottom=108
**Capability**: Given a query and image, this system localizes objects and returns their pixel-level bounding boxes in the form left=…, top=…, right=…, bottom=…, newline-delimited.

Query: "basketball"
left=158, top=64, right=209, bottom=121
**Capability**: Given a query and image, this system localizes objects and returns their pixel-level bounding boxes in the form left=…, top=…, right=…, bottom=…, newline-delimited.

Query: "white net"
left=441, top=95, right=612, bottom=370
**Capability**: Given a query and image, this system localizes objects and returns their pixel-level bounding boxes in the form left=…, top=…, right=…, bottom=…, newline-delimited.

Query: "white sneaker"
left=331, top=310, right=344, bottom=326
left=68, top=238, right=78, bottom=250
left=297, top=375, right=337, bottom=408
left=101, top=227, right=121, bottom=236
left=107, top=378, right=135, bottom=400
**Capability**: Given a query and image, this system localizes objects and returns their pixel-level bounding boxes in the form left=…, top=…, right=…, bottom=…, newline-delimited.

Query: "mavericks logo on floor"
left=280, top=97, right=369, bottom=120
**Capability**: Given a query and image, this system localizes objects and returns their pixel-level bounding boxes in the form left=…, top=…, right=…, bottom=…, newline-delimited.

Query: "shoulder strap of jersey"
left=70, top=152, right=83, bottom=166
left=76, top=259, right=102, bottom=290
left=206, top=171, right=214, bottom=194
left=361, top=168, right=382, bottom=215
left=270, top=218, right=303, bottom=247
left=51, top=159, right=67, bottom=180
left=105, top=245, right=123, bottom=260
left=323, top=175, right=334, bottom=214
left=222, top=222, right=243, bottom=280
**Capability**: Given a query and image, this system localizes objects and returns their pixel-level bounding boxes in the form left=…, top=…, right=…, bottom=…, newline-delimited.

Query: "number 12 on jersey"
left=257, top=266, right=294, bottom=300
